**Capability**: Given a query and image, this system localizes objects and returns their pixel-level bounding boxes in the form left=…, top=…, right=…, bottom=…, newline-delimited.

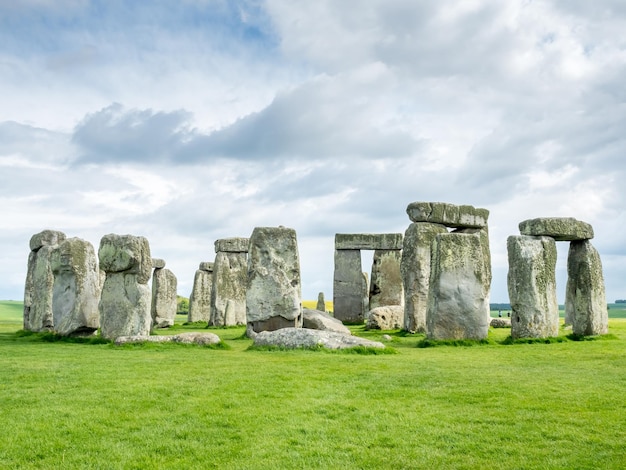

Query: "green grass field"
left=1, top=300, right=625, bottom=468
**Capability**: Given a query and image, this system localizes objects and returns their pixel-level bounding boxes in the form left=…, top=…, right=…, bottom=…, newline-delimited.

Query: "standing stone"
left=246, top=226, right=302, bottom=332
left=333, top=250, right=364, bottom=324
left=566, top=240, right=608, bottom=336
left=426, top=231, right=491, bottom=340
left=369, top=249, right=403, bottom=311
left=362, top=272, right=370, bottom=320
left=23, top=230, right=66, bottom=332
left=50, top=237, right=101, bottom=336
left=98, top=234, right=152, bottom=340
left=401, top=222, right=448, bottom=333
left=188, top=262, right=213, bottom=323
left=316, top=292, right=326, bottom=312
left=507, top=235, right=559, bottom=339
left=151, top=266, right=178, bottom=328
left=210, top=252, right=247, bottom=326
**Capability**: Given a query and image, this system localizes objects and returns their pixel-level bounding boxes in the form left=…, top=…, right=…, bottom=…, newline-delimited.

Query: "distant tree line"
left=616, top=299, right=626, bottom=304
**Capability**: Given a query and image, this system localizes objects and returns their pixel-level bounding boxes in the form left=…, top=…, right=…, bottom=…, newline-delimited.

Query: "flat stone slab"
left=152, top=258, right=166, bottom=269
left=198, top=262, right=214, bottom=272
left=519, top=217, right=594, bottom=241
left=114, top=332, right=221, bottom=346
left=335, top=233, right=403, bottom=250
left=302, top=308, right=351, bottom=335
left=253, top=328, right=385, bottom=350
left=490, top=318, right=511, bottom=328
left=406, top=202, right=489, bottom=228
left=214, top=237, right=249, bottom=253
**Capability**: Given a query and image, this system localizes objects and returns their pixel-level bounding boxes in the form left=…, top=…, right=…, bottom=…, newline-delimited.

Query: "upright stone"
left=151, top=266, right=178, bottom=328
left=507, top=235, right=559, bottom=339
left=23, top=230, right=66, bottom=332
left=210, top=252, right=247, bottom=326
left=369, top=249, right=403, bottom=311
left=401, top=222, right=448, bottom=333
left=246, top=226, right=302, bottom=332
left=426, top=231, right=491, bottom=340
left=316, top=292, right=326, bottom=312
left=566, top=240, right=608, bottom=336
left=50, top=237, right=101, bottom=336
left=98, top=234, right=152, bottom=340
left=188, top=262, right=213, bottom=323
left=333, top=250, right=364, bottom=324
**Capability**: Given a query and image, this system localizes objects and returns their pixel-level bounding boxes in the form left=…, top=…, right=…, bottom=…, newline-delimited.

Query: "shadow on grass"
left=246, top=344, right=397, bottom=354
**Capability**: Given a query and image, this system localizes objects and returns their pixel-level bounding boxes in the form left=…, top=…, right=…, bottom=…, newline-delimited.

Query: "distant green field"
left=1, top=300, right=625, bottom=468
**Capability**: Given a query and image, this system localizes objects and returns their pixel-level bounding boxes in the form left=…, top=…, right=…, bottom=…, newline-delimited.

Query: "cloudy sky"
left=1, top=0, right=625, bottom=304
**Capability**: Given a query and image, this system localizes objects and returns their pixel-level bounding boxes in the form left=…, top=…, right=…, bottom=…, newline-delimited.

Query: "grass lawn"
left=1, top=300, right=625, bottom=468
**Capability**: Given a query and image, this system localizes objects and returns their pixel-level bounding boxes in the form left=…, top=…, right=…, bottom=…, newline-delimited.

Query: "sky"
left=1, top=0, right=625, bottom=304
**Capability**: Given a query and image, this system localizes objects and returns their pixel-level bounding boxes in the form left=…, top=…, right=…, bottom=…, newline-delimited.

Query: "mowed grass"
left=1, top=301, right=625, bottom=469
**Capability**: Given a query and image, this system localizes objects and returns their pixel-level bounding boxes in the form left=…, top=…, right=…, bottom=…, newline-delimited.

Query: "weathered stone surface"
left=316, top=292, right=326, bottom=312
left=114, top=332, right=221, bottom=346
left=490, top=318, right=511, bottom=328
left=23, top=245, right=56, bottom=332
left=214, top=237, right=249, bottom=253
left=99, top=273, right=152, bottom=340
left=519, top=217, right=594, bottom=241
left=426, top=231, right=491, bottom=340
left=210, top=251, right=247, bottom=326
left=98, top=234, right=153, bottom=340
left=151, top=268, right=177, bottom=328
left=335, top=233, right=403, bottom=250
left=199, top=262, right=214, bottom=272
left=246, top=226, right=302, bottom=332
left=302, top=308, right=351, bottom=335
left=188, top=269, right=213, bottom=322
left=407, top=202, right=489, bottom=228
left=98, top=234, right=152, bottom=284
left=253, top=327, right=385, bottom=350
left=151, top=258, right=166, bottom=269
left=566, top=240, right=608, bottom=336
left=507, top=235, right=559, bottom=339
left=366, top=305, right=404, bottom=330
left=29, top=230, right=66, bottom=252
left=401, top=222, right=448, bottom=333
left=333, top=250, right=365, bottom=324
left=50, top=237, right=101, bottom=336
left=369, top=249, right=403, bottom=310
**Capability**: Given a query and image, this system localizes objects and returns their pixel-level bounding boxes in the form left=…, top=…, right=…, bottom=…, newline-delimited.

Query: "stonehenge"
left=507, top=217, right=607, bottom=338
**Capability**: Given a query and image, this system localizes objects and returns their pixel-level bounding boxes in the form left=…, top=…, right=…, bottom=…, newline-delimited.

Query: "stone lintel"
left=214, top=237, right=250, bottom=253
left=198, top=261, right=214, bottom=272
left=152, top=258, right=166, bottom=269
left=519, top=217, right=594, bottom=241
left=29, top=230, right=67, bottom=252
left=406, top=201, right=489, bottom=228
left=335, top=233, right=403, bottom=251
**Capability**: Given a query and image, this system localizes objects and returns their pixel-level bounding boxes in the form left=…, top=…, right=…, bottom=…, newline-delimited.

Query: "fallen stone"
left=302, top=308, right=351, bottom=335
left=406, top=202, right=489, bottom=228
left=490, top=318, right=511, bottom=328
left=114, top=332, right=221, bottom=346
left=566, top=240, right=608, bottom=336
left=246, top=226, right=302, bottom=332
left=366, top=305, right=404, bottom=330
left=335, top=233, right=403, bottom=250
left=518, top=217, right=594, bottom=241
left=253, top=328, right=385, bottom=350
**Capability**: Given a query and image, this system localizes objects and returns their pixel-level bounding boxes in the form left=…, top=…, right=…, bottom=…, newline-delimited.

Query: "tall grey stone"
left=426, top=231, right=491, bottom=340
left=50, top=237, right=101, bottom=336
left=23, top=230, right=66, bottom=332
left=507, top=235, right=559, bottom=339
left=188, top=262, right=213, bottom=323
left=566, top=240, right=608, bottom=336
left=316, top=292, right=326, bottom=312
left=333, top=250, right=364, bottom=324
left=401, top=222, right=448, bottom=333
left=151, top=267, right=178, bottom=328
left=369, top=249, right=403, bottom=311
left=210, top=252, right=247, bottom=326
left=362, top=272, right=370, bottom=320
left=98, top=234, right=152, bottom=340
left=246, top=226, right=302, bottom=332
